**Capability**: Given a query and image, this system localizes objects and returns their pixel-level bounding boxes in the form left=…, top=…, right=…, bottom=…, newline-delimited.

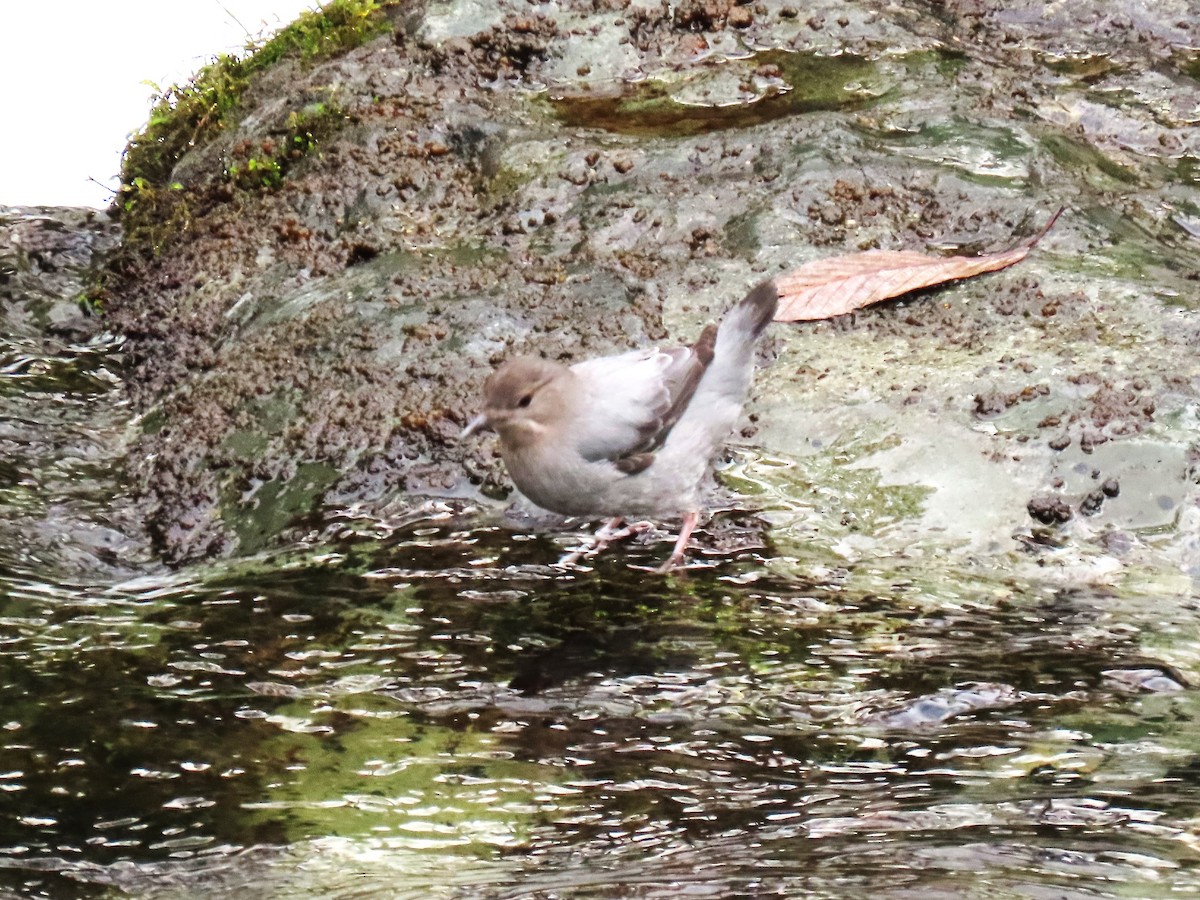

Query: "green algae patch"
left=548, top=50, right=882, bottom=137
left=1038, top=51, right=1122, bottom=83
left=117, top=0, right=393, bottom=254
left=223, top=462, right=340, bottom=555
left=1174, top=48, right=1200, bottom=81
left=1177, top=155, right=1200, bottom=187
left=245, top=703, right=541, bottom=849
left=1038, top=132, right=1142, bottom=188
left=724, top=444, right=936, bottom=562
left=874, top=118, right=1034, bottom=185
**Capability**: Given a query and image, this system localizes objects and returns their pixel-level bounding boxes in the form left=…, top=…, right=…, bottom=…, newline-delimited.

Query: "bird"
left=461, top=279, right=778, bottom=570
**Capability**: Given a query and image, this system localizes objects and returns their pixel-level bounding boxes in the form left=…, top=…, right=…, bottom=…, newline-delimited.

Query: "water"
left=4, top=234, right=1200, bottom=898
left=4, top=433, right=1200, bottom=895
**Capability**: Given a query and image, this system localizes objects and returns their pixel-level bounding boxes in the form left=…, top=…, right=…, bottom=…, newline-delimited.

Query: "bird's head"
left=461, top=356, right=572, bottom=447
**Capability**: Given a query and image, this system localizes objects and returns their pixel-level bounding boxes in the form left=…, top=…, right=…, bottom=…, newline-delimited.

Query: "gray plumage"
left=463, top=280, right=777, bottom=567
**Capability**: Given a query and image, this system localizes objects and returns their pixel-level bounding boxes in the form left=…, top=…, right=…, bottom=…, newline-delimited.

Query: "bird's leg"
left=594, top=517, right=628, bottom=543
left=597, top=519, right=656, bottom=542
left=657, top=510, right=699, bottom=573
left=557, top=517, right=627, bottom=567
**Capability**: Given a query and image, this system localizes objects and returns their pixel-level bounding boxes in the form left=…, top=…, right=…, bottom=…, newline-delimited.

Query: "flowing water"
left=4, top=265, right=1200, bottom=899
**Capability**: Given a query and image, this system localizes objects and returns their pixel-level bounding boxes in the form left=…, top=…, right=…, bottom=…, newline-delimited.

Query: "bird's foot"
left=556, top=517, right=646, bottom=567
left=559, top=514, right=703, bottom=572
left=640, top=510, right=701, bottom=574
left=655, top=552, right=687, bottom=574
left=554, top=549, right=588, bottom=568
left=602, top=520, right=655, bottom=542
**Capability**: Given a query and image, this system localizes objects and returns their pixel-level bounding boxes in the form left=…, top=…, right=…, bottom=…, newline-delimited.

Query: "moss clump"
left=118, top=0, right=391, bottom=253
left=225, top=102, right=347, bottom=191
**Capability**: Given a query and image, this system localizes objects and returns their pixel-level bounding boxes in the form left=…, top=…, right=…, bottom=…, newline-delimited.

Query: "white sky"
left=1, top=1, right=320, bottom=209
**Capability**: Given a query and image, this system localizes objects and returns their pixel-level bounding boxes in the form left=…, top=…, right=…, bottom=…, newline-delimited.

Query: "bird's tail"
left=659, top=279, right=777, bottom=473
left=688, top=278, right=777, bottom=406
left=718, top=279, right=778, bottom=344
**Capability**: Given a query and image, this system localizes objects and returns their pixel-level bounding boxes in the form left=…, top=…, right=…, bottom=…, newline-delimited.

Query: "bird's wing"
left=569, top=327, right=716, bottom=469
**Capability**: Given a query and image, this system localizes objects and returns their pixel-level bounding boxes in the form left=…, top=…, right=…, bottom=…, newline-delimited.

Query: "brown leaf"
left=772, top=209, right=1063, bottom=322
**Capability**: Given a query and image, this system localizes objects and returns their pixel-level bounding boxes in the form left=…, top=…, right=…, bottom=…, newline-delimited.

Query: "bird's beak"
left=460, top=413, right=490, bottom=438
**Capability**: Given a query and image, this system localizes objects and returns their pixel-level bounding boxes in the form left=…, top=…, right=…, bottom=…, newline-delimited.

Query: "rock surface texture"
left=101, top=0, right=1199, bottom=581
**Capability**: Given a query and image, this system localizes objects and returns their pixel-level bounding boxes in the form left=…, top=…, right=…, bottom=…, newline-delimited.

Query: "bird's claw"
left=656, top=552, right=687, bottom=573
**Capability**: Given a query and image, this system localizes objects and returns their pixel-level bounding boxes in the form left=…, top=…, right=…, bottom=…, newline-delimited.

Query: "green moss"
left=225, top=102, right=347, bottom=191
left=123, top=59, right=241, bottom=190
left=247, top=0, right=390, bottom=71
left=76, top=285, right=107, bottom=317
left=116, top=177, right=197, bottom=258
left=118, top=0, right=391, bottom=254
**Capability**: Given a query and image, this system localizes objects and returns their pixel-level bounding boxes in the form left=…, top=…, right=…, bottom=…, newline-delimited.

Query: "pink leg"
left=595, top=517, right=629, bottom=542
left=601, top=519, right=655, bottom=541
left=657, top=510, right=699, bottom=572
left=557, top=517, right=627, bottom=567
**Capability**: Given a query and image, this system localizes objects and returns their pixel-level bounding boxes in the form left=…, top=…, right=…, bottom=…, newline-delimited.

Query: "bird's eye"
left=517, top=394, right=533, bottom=408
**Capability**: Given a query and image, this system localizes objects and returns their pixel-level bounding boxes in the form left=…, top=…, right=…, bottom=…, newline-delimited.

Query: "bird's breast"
left=499, top=438, right=615, bottom=517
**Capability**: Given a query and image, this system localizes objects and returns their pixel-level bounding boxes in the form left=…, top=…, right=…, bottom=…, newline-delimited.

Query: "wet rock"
left=674, top=0, right=736, bottom=32
left=865, top=682, right=1021, bottom=730
left=727, top=6, right=754, bottom=29
left=1101, top=668, right=1185, bottom=694
left=973, top=390, right=1011, bottom=418
left=92, top=0, right=1200, bottom=565
left=0, top=206, right=118, bottom=338
left=1028, top=495, right=1073, bottom=525
left=1079, top=488, right=1106, bottom=516
left=1100, top=529, right=1134, bottom=556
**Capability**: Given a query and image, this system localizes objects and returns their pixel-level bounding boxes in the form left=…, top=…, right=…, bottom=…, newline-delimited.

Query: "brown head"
left=461, top=356, right=574, bottom=448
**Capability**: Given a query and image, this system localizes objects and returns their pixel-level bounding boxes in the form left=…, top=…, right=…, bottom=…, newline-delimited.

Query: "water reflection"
left=5, top=514, right=1200, bottom=896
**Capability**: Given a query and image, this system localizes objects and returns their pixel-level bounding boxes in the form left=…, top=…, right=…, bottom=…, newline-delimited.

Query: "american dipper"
left=462, top=280, right=778, bottom=569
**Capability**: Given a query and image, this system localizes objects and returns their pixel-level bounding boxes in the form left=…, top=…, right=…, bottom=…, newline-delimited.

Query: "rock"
left=90, top=0, right=1200, bottom=566
left=1080, top=488, right=1106, bottom=516
left=1028, top=495, right=1073, bottom=525
left=865, top=683, right=1021, bottom=730
left=0, top=206, right=118, bottom=338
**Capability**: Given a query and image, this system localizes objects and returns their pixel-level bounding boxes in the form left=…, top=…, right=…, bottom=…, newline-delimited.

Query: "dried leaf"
left=773, top=209, right=1062, bottom=322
